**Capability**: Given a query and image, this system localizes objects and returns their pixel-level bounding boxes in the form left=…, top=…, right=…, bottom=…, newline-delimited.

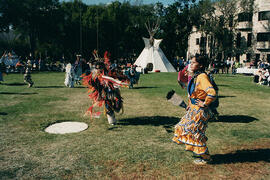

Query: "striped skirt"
left=172, top=104, right=211, bottom=155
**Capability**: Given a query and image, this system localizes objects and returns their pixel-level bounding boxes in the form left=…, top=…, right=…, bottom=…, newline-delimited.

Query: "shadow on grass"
left=132, top=86, right=157, bottom=89
left=107, top=126, right=121, bottom=131
left=2, top=82, right=25, bottom=86
left=218, top=95, right=236, bottom=98
left=34, top=86, right=65, bottom=88
left=214, top=115, right=258, bottom=123
left=0, top=92, right=38, bottom=95
left=0, top=112, right=8, bottom=115
left=211, top=148, right=270, bottom=164
left=0, top=170, right=17, bottom=179
left=118, top=116, right=179, bottom=127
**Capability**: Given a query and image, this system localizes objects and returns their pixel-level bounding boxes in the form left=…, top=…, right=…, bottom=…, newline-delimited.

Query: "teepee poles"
left=145, top=19, right=160, bottom=46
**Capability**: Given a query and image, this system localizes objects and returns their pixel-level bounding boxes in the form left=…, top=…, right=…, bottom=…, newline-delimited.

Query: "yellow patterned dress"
left=172, top=72, right=216, bottom=155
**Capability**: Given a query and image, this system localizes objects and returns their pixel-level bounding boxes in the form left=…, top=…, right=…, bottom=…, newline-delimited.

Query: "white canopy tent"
left=134, top=37, right=176, bottom=72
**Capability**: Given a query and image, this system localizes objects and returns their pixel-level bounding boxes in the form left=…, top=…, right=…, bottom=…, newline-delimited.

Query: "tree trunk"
left=29, top=32, right=36, bottom=57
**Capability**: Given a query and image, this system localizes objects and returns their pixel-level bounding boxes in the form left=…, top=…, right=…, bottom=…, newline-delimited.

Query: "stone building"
left=187, top=0, right=270, bottom=64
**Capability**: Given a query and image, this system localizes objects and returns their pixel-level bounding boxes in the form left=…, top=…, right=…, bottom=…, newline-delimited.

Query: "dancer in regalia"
left=178, top=63, right=219, bottom=120
left=64, top=62, right=75, bottom=88
left=172, top=55, right=217, bottom=165
left=126, top=65, right=140, bottom=89
left=82, top=51, right=129, bottom=125
left=24, top=59, right=34, bottom=88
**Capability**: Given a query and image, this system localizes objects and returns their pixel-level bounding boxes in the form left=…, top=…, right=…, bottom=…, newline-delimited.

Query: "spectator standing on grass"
left=234, top=60, right=241, bottom=69
left=38, top=58, right=43, bottom=71
left=220, top=60, right=225, bottom=74
left=172, top=55, right=217, bottom=165
left=74, top=55, right=82, bottom=85
left=213, top=60, right=219, bottom=74
left=231, top=60, right=236, bottom=75
left=226, top=58, right=231, bottom=74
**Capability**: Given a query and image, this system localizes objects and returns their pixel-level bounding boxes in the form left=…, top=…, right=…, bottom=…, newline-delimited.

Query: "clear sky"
left=62, top=0, right=177, bottom=6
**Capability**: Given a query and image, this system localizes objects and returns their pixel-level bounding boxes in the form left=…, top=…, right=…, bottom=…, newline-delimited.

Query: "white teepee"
left=134, top=37, right=176, bottom=72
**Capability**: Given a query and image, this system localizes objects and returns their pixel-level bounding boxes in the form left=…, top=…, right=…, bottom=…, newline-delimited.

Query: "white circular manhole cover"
left=45, top=122, right=88, bottom=134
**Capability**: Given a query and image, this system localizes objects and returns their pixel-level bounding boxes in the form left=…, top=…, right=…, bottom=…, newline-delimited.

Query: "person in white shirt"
left=226, top=58, right=231, bottom=74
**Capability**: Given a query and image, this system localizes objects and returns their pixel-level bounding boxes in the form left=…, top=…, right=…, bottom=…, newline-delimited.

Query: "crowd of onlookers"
left=1, top=50, right=270, bottom=87
left=174, top=56, right=240, bottom=74
left=0, top=50, right=140, bottom=88
left=0, top=51, right=65, bottom=73
left=0, top=51, right=138, bottom=75
left=209, top=59, right=239, bottom=74
left=174, top=56, right=270, bottom=87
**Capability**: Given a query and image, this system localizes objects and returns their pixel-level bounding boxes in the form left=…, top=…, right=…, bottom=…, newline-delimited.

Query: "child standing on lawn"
left=172, top=55, right=217, bottom=165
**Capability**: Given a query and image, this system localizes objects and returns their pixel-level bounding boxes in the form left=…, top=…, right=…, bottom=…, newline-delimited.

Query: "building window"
left=247, top=33, right=252, bottom=47
left=256, top=54, right=260, bottom=61
left=257, top=32, right=270, bottom=42
left=208, top=36, right=212, bottom=47
left=246, top=53, right=251, bottom=62
left=258, top=11, right=270, bottom=21
left=200, top=37, right=206, bottom=46
left=236, top=33, right=241, bottom=47
left=238, top=12, right=253, bottom=22
left=196, top=38, right=199, bottom=45
left=229, top=15, right=234, bottom=27
left=200, top=37, right=206, bottom=55
left=219, top=15, right=224, bottom=27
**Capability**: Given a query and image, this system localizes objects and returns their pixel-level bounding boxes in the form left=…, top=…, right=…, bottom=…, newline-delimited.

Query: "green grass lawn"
left=0, top=72, right=270, bottom=179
